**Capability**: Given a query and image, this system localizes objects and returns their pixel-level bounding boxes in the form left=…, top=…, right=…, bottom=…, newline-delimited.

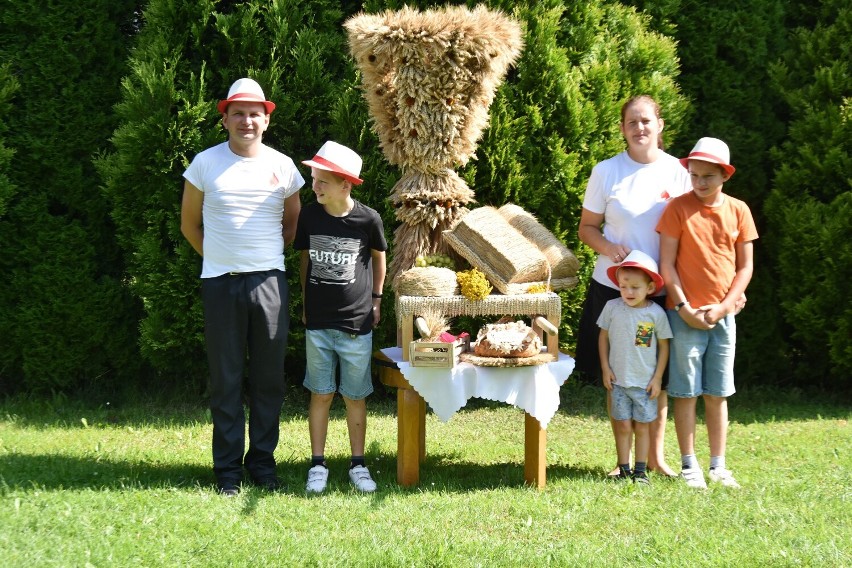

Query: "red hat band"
left=688, top=151, right=725, bottom=164
left=308, top=155, right=361, bottom=184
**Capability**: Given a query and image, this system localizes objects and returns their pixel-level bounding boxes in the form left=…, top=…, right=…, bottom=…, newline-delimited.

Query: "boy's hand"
left=372, top=302, right=381, bottom=327
left=698, top=303, right=727, bottom=326
left=681, top=304, right=716, bottom=330
left=646, top=376, right=662, bottom=400
left=601, top=368, right=615, bottom=391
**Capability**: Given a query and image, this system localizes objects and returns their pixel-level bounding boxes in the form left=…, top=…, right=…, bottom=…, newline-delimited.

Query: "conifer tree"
left=765, top=0, right=852, bottom=384
left=0, top=1, right=141, bottom=393
left=660, top=0, right=790, bottom=383
left=0, top=0, right=843, bottom=392
left=0, top=64, right=16, bottom=218
left=102, top=0, right=685, bottom=381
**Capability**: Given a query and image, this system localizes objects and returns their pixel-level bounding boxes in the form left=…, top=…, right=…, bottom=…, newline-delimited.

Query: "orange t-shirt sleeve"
left=656, top=202, right=682, bottom=239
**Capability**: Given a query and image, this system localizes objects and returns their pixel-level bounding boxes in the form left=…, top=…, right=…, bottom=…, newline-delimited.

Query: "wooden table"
left=379, top=293, right=563, bottom=488
left=373, top=350, right=549, bottom=488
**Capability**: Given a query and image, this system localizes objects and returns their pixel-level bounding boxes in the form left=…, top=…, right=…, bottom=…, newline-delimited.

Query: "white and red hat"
left=680, top=137, right=736, bottom=176
left=607, top=250, right=665, bottom=293
left=217, top=78, right=276, bottom=114
left=302, top=141, right=364, bottom=185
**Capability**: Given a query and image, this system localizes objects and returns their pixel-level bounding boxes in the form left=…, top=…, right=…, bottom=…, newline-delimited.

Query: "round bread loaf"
left=473, top=320, right=541, bottom=358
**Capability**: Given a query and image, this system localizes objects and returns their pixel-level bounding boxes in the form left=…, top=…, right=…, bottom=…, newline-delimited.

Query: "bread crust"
left=473, top=320, right=541, bottom=358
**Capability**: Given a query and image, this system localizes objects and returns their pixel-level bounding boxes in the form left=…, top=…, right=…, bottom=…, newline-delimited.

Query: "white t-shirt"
left=583, top=151, right=691, bottom=289
left=183, top=142, right=305, bottom=278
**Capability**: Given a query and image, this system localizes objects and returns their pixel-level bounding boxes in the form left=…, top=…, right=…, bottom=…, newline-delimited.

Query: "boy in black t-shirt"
left=294, top=141, right=388, bottom=494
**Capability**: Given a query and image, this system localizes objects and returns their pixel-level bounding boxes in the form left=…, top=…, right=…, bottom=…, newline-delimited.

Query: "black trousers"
left=201, top=270, right=290, bottom=482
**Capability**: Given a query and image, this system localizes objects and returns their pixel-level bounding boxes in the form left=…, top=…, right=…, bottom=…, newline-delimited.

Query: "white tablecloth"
left=379, top=347, right=575, bottom=429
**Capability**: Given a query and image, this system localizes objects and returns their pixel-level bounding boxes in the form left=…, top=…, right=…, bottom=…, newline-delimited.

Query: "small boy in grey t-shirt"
left=597, top=250, right=672, bottom=484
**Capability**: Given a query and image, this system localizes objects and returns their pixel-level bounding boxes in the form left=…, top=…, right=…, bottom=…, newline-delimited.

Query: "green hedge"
left=1, top=0, right=848, bottom=394
left=0, top=1, right=142, bottom=394
left=764, top=0, right=852, bottom=384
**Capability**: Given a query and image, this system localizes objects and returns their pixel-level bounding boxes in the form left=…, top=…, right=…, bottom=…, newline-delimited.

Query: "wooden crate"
left=409, top=337, right=469, bottom=368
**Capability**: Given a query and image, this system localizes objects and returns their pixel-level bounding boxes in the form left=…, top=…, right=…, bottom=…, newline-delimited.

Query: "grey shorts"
left=611, top=384, right=657, bottom=423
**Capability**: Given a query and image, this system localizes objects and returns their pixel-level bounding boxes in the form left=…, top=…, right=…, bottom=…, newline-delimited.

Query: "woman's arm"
left=578, top=208, right=629, bottom=263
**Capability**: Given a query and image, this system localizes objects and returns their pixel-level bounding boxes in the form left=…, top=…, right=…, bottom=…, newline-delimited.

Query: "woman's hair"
left=620, top=95, right=665, bottom=150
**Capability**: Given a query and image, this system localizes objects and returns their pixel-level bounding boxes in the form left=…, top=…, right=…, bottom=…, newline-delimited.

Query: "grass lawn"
left=1, top=381, right=849, bottom=567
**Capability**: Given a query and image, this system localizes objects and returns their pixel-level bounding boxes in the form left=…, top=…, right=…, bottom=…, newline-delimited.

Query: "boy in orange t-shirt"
left=656, top=137, right=758, bottom=489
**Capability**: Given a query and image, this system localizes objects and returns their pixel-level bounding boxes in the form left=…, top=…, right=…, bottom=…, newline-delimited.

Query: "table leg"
left=418, top=395, right=426, bottom=462
left=524, top=412, right=546, bottom=488
left=397, top=387, right=423, bottom=486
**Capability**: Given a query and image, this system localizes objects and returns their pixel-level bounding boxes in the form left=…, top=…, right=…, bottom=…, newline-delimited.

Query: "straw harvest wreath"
left=345, top=6, right=524, bottom=282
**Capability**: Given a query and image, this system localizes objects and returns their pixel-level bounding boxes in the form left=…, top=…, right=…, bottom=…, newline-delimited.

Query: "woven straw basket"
left=444, top=206, right=550, bottom=294
left=498, top=204, right=580, bottom=278
left=394, top=267, right=459, bottom=297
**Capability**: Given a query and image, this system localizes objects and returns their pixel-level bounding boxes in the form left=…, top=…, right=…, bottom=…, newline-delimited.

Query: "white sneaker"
left=306, top=465, right=329, bottom=494
left=709, top=467, right=741, bottom=488
left=348, top=465, right=377, bottom=493
left=681, top=466, right=707, bottom=489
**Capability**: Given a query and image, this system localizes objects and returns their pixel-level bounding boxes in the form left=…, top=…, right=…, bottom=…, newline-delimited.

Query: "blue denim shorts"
left=611, top=384, right=657, bottom=423
left=304, top=329, right=374, bottom=400
left=667, top=311, right=736, bottom=398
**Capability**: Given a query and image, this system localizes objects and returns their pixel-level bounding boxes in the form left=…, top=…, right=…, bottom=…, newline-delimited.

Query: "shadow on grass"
left=0, top=452, right=322, bottom=497
left=0, top=453, right=214, bottom=492
left=294, top=444, right=601, bottom=495
left=553, top=380, right=852, bottom=424
left=401, top=455, right=600, bottom=491
left=0, top=449, right=596, bottom=497
left=2, top=377, right=848, bottom=431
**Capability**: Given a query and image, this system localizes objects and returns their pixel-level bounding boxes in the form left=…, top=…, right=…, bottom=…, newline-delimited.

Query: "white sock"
left=710, top=456, right=726, bottom=470
left=681, top=454, right=700, bottom=470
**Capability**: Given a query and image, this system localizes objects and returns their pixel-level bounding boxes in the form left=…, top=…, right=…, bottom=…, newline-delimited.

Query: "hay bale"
left=394, top=267, right=459, bottom=296
left=498, top=204, right=580, bottom=277
left=443, top=207, right=550, bottom=294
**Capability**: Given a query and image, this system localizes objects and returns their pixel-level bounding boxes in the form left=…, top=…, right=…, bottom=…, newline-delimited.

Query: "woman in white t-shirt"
left=576, top=95, right=691, bottom=478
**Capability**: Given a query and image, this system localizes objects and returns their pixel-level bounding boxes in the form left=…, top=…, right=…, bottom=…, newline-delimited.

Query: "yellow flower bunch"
left=526, top=283, right=549, bottom=294
left=456, top=268, right=492, bottom=301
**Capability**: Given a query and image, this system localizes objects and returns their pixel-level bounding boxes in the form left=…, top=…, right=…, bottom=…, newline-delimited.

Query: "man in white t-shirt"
left=181, top=78, right=304, bottom=496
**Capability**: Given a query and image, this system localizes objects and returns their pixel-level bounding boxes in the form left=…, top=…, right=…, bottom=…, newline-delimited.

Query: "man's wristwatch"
left=674, top=301, right=687, bottom=312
